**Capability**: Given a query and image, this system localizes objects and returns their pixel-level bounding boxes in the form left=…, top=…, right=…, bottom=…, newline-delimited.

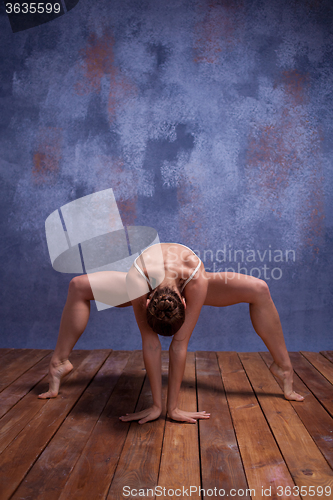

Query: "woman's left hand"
left=167, top=407, right=210, bottom=423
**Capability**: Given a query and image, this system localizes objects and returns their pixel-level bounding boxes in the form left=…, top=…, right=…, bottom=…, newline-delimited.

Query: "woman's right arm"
left=119, top=267, right=163, bottom=424
left=166, top=270, right=210, bottom=422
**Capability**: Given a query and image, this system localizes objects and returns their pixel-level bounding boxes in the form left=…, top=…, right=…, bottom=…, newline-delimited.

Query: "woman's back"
left=133, top=243, right=201, bottom=294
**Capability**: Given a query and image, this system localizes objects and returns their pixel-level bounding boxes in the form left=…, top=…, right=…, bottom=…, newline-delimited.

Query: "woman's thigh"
left=204, top=272, right=266, bottom=307
left=86, top=271, right=131, bottom=307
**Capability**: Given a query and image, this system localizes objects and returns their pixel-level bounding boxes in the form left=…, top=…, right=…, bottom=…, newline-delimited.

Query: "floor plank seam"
left=194, top=353, right=204, bottom=500
left=0, top=350, right=51, bottom=396
left=105, top=370, right=148, bottom=498
left=260, top=352, right=333, bottom=474
left=292, top=364, right=333, bottom=420
left=299, top=351, right=333, bottom=386
left=7, top=401, right=72, bottom=500
left=154, top=414, right=167, bottom=499
left=320, top=351, right=333, bottom=364
left=0, top=374, right=47, bottom=420
left=215, top=352, right=251, bottom=494
left=236, top=353, right=301, bottom=491
left=153, top=363, right=169, bottom=499
left=59, top=362, right=118, bottom=495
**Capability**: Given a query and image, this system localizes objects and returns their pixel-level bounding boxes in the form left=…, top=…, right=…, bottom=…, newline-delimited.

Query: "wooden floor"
left=0, top=350, right=332, bottom=500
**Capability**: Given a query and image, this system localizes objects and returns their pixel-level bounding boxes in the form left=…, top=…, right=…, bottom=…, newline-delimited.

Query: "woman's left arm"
left=167, top=268, right=210, bottom=423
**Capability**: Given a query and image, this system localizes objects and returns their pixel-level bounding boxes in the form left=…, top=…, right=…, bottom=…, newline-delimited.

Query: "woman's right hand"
left=119, top=405, right=162, bottom=424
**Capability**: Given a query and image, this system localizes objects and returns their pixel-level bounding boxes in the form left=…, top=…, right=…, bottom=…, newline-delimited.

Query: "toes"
left=38, top=391, right=57, bottom=399
left=285, top=391, right=304, bottom=402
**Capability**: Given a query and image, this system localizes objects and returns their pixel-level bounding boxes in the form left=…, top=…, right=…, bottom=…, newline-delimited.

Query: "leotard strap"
left=134, top=259, right=151, bottom=286
left=133, top=254, right=153, bottom=291
left=179, top=258, right=201, bottom=293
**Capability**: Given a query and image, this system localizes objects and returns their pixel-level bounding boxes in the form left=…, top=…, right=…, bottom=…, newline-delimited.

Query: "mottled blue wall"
left=1, top=0, right=332, bottom=351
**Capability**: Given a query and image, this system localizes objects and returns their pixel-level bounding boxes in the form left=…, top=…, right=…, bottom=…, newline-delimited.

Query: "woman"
left=39, top=243, right=303, bottom=423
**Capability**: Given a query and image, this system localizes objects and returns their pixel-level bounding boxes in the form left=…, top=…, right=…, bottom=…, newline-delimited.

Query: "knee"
left=252, top=278, right=271, bottom=302
left=68, top=275, right=88, bottom=297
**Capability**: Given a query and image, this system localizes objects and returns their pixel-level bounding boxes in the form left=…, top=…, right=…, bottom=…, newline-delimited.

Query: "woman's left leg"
left=204, top=272, right=303, bottom=401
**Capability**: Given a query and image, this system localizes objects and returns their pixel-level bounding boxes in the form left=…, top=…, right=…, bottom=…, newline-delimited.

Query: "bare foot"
left=38, top=359, right=73, bottom=398
left=270, top=362, right=304, bottom=402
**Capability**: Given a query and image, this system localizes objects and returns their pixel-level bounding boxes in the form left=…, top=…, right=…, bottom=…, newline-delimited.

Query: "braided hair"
left=146, top=286, right=185, bottom=336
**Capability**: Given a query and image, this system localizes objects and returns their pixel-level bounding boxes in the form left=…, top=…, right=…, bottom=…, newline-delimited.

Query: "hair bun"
left=147, top=286, right=185, bottom=335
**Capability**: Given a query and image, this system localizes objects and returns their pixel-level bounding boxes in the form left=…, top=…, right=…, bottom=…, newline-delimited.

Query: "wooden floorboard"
left=239, top=353, right=333, bottom=495
left=0, top=350, right=332, bottom=500
left=301, top=352, right=333, bottom=385
left=0, top=352, right=52, bottom=419
left=0, top=349, right=51, bottom=393
left=261, top=352, right=333, bottom=470
left=11, top=350, right=127, bottom=500
left=0, top=350, right=90, bottom=457
left=0, top=348, right=14, bottom=360
left=0, top=350, right=110, bottom=500
left=218, top=352, right=299, bottom=500
left=58, top=350, right=146, bottom=500
left=157, top=352, right=201, bottom=499
left=290, top=352, right=333, bottom=418
left=196, top=351, right=248, bottom=498
left=106, top=352, right=169, bottom=500
left=320, top=351, right=333, bottom=364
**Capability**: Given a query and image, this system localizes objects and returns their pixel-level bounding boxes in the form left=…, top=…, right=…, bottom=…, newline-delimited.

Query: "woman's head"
left=146, top=286, right=186, bottom=336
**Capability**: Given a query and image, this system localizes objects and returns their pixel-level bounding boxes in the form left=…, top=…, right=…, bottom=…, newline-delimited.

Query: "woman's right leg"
left=39, top=271, right=130, bottom=398
left=38, top=274, right=94, bottom=398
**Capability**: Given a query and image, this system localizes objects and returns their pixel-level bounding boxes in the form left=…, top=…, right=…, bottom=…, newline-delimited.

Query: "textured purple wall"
left=0, top=0, right=332, bottom=351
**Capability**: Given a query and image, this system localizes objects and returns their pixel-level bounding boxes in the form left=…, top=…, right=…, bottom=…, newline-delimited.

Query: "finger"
left=138, top=417, right=150, bottom=424
left=189, top=412, right=210, bottom=418
left=123, top=412, right=139, bottom=419
left=190, top=414, right=210, bottom=420
left=119, top=414, right=135, bottom=421
left=181, top=416, right=196, bottom=423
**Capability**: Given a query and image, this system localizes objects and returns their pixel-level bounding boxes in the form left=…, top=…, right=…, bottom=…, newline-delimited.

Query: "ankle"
left=50, top=357, right=70, bottom=368
left=270, top=361, right=293, bottom=377
left=280, top=363, right=293, bottom=374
